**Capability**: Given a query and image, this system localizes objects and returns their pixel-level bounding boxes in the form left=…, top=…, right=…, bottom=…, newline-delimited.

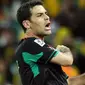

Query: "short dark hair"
left=17, top=0, right=43, bottom=32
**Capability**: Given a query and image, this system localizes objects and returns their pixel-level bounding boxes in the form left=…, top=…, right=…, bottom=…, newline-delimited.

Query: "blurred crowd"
left=0, top=0, right=85, bottom=85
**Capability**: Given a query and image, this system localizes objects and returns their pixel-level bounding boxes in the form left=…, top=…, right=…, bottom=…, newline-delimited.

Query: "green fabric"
left=22, top=52, right=43, bottom=77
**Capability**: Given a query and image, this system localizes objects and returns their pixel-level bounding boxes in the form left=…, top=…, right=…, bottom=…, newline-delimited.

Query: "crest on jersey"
left=34, top=39, right=45, bottom=47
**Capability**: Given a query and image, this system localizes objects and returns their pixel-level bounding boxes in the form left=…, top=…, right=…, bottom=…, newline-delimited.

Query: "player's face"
left=30, top=5, right=51, bottom=36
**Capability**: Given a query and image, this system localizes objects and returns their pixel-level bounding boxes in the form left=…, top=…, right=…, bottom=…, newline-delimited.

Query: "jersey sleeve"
left=39, top=44, right=60, bottom=64
left=22, top=38, right=60, bottom=64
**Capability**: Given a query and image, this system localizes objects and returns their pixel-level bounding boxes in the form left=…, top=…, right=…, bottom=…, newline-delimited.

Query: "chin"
left=45, top=32, right=52, bottom=36
left=38, top=31, right=52, bottom=36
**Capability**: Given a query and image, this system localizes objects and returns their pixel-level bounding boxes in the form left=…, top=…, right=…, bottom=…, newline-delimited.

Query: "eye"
left=37, top=13, right=43, bottom=17
left=45, top=12, right=48, bottom=15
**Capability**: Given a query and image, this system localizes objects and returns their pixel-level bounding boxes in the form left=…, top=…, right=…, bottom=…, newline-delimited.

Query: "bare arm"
left=67, top=73, right=85, bottom=85
left=50, top=45, right=73, bottom=66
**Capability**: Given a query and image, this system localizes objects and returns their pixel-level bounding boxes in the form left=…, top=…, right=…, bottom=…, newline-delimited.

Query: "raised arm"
left=50, top=45, right=73, bottom=66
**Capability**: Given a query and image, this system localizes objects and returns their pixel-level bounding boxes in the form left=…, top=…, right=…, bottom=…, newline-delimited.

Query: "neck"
left=23, top=29, right=44, bottom=40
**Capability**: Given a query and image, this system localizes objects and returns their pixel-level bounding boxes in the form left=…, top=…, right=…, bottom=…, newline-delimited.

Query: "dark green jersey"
left=15, top=37, right=68, bottom=85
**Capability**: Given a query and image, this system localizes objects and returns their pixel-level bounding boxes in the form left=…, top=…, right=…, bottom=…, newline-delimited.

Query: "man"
left=15, top=0, right=73, bottom=85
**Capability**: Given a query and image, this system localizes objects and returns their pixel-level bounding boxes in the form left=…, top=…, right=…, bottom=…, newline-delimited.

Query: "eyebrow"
left=36, top=11, right=48, bottom=15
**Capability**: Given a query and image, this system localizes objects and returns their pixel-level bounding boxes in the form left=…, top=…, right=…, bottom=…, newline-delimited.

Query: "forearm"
left=57, top=45, right=73, bottom=66
left=51, top=45, right=73, bottom=66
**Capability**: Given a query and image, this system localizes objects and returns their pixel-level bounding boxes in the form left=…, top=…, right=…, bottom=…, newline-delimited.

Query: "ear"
left=22, top=20, right=31, bottom=29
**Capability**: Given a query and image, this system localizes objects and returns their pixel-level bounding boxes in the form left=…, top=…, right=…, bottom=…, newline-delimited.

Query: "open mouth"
left=45, top=23, right=51, bottom=31
left=45, top=23, right=50, bottom=27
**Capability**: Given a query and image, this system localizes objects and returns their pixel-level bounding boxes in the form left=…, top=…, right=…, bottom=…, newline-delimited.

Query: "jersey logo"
left=34, top=39, right=45, bottom=47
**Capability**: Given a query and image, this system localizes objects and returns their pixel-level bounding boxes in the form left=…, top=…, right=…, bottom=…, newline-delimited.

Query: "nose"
left=44, top=14, right=49, bottom=20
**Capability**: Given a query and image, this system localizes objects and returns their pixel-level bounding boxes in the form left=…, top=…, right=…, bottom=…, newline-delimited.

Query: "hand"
left=56, top=45, right=70, bottom=53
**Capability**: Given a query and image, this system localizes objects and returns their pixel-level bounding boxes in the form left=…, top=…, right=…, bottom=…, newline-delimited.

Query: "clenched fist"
left=56, top=45, right=70, bottom=53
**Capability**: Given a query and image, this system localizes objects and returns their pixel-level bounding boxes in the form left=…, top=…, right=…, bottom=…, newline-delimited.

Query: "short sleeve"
left=22, top=38, right=59, bottom=64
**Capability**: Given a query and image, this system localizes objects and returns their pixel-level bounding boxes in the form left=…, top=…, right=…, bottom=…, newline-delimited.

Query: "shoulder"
left=18, top=37, right=46, bottom=48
